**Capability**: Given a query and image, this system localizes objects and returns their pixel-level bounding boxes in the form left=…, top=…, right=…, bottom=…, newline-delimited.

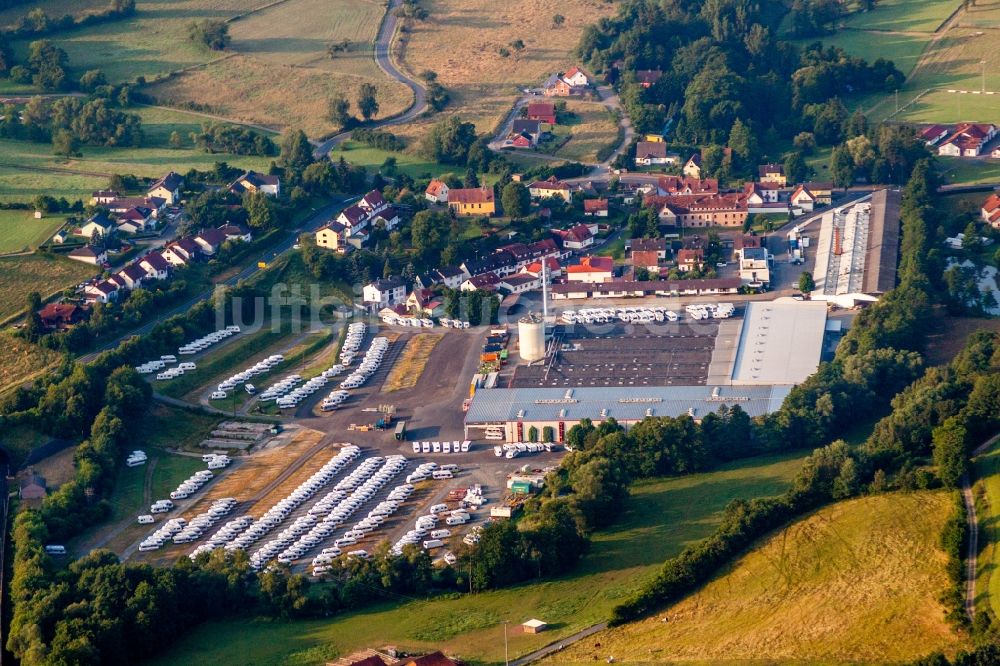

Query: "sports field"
left=398, top=0, right=616, bottom=136
left=0, top=253, right=97, bottom=320
left=146, top=451, right=807, bottom=665
left=550, top=491, right=962, bottom=665
left=0, top=210, right=69, bottom=254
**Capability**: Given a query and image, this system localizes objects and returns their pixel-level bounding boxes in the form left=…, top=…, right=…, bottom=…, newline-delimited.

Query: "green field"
left=0, top=136, right=270, bottom=204
left=332, top=141, right=449, bottom=180
left=552, top=491, right=962, bottom=665
left=973, top=437, right=1000, bottom=618
left=794, top=29, right=929, bottom=79
left=147, top=451, right=807, bottom=666
left=840, top=0, right=962, bottom=33
left=0, top=253, right=97, bottom=320
left=937, top=157, right=1000, bottom=186
left=0, top=210, right=70, bottom=253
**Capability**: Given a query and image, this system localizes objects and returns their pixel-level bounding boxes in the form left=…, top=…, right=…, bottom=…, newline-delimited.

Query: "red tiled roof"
left=529, top=176, right=570, bottom=191
left=583, top=199, right=608, bottom=212
left=526, top=102, right=555, bottom=117
left=636, top=141, right=667, bottom=159
left=983, top=193, right=1000, bottom=213
left=449, top=187, right=494, bottom=204
left=942, top=123, right=996, bottom=151
left=657, top=175, right=718, bottom=195
left=567, top=255, right=613, bottom=273
left=426, top=179, right=448, bottom=196
left=677, top=248, right=704, bottom=263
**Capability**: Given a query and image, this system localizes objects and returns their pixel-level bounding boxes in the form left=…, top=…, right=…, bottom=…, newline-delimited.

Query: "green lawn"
left=596, top=236, right=625, bottom=260
left=794, top=29, right=930, bottom=79
left=333, top=141, right=449, bottom=180
left=0, top=210, right=70, bottom=254
left=147, top=451, right=807, bottom=666
left=937, top=157, right=1000, bottom=186
left=973, top=437, right=1000, bottom=618
left=136, top=404, right=223, bottom=451
left=839, top=0, right=963, bottom=33
left=0, top=137, right=271, bottom=204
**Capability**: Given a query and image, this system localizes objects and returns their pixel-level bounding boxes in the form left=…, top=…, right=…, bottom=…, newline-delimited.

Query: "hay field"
left=547, top=100, right=619, bottom=163
left=384, top=333, right=443, bottom=392
left=0, top=334, right=62, bottom=397
left=0, top=210, right=69, bottom=254
left=0, top=254, right=97, bottom=320
left=397, top=0, right=616, bottom=136
left=549, top=491, right=962, bottom=665
left=144, top=0, right=410, bottom=136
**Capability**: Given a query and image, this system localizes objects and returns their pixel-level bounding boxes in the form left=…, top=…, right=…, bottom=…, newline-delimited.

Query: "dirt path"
left=142, top=457, right=158, bottom=508
left=510, top=622, right=608, bottom=666
left=964, top=433, right=1000, bottom=620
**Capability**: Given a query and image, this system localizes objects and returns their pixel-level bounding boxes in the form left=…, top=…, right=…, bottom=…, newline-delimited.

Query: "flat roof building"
left=464, top=385, right=792, bottom=442
left=730, top=301, right=828, bottom=385
left=811, top=189, right=900, bottom=307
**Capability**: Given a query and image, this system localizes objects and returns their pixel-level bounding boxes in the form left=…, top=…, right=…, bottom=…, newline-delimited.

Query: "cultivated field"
left=384, top=333, right=443, bottom=392
left=397, top=0, right=616, bottom=137
left=147, top=452, right=807, bottom=665
left=0, top=210, right=69, bottom=254
left=0, top=253, right=96, bottom=320
left=0, top=334, right=62, bottom=397
left=0, top=137, right=270, bottom=204
left=550, top=491, right=962, bottom=665
left=543, top=100, right=620, bottom=164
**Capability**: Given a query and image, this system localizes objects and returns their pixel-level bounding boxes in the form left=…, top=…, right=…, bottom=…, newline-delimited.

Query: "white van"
left=432, top=470, right=454, bottom=480
left=422, top=539, right=444, bottom=550
left=432, top=442, right=442, bottom=453
left=137, top=514, right=155, bottom=524
left=245, top=384, right=256, bottom=395
left=44, top=545, right=67, bottom=555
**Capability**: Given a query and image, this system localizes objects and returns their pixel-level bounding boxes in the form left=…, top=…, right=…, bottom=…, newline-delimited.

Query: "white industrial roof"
left=730, top=301, right=827, bottom=385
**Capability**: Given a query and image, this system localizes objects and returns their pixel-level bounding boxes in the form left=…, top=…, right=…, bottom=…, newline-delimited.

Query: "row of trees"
left=1, top=92, right=143, bottom=149
left=4, top=0, right=135, bottom=38
left=192, top=123, right=277, bottom=156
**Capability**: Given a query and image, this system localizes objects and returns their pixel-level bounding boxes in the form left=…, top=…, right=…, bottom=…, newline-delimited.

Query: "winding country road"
left=312, top=0, right=427, bottom=159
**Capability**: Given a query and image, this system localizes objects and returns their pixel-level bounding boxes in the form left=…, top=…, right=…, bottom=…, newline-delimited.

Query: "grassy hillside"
left=145, top=452, right=807, bottom=666
left=0, top=253, right=97, bottom=319
left=549, top=491, right=963, bottom=665
left=973, top=438, right=1000, bottom=618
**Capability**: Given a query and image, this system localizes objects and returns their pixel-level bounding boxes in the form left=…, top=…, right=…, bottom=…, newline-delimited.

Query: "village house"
left=84, top=280, right=118, bottom=303
left=337, top=203, right=373, bottom=237
left=634, top=141, right=677, bottom=166
left=106, top=196, right=166, bottom=217
left=161, top=237, right=201, bottom=266
left=116, top=263, right=148, bottom=291
left=116, top=206, right=155, bottom=234
left=147, top=171, right=184, bottom=205
left=737, top=245, right=771, bottom=285
left=562, top=66, right=589, bottom=87
left=627, top=237, right=669, bottom=260
left=526, top=101, right=556, bottom=125
left=406, top=289, right=445, bottom=317
left=425, top=179, right=450, bottom=203
left=504, top=131, right=534, bottom=149
left=461, top=272, right=501, bottom=292
left=676, top=248, right=705, bottom=272
left=140, top=252, right=171, bottom=280
left=499, top=273, right=541, bottom=294
left=758, top=163, right=786, bottom=186
left=462, top=252, right=517, bottom=279
left=520, top=256, right=562, bottom=280
left=543, top=77, right=574, bottom=97
left=982, top=193, right=1000, bottom=228
left=78, top=214, right=114, bottom=240
left=512, top=119, right=543, bottom=144
left=67, top=245, right=107, bottom=265
left=583, top=199, right=609, bottom=217
left=790, top=185, right=817, bottom=212
left=229, top=171, right=281, bottom=197
left=51, top=229, right=69, bottom=244
left=682, top=153, right=702, bottom=178
left=635, top=70, right=662, bottom=88
left=552, top=223, right=595, bottom=251
left=218, top=222, right=252, bottom=243
left=448, top=187, right=496, bottom=216
left=938, top=123, right=998, bottom=157
left=90, top=189, right=119, bottom=205
left=434, top=266, right=468, bottom=289
left=743, top=183, right=786, bottom=214
left=194, top=227, right=228, bottom=255
left=629, top=248, right=662, bottom=272
left=528, top=176, right=572, bottom=203
left=315, top=221, right=350, bottom=253
left=37, top=303, right=86, bottom=330
left=566, top=255, right=614, bottom=283
left=803, top=182, right=833, bottom=205
left=363, top=276, right=407, bottom=308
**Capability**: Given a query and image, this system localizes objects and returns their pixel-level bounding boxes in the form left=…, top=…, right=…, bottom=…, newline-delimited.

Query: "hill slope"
left=549, top=491, right=963, bottom=665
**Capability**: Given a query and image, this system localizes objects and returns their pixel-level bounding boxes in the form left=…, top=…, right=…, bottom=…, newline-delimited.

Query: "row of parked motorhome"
left=410, top=440, right=472, bottom=455
left=561, top=306, right=680, bottom=324
left=138, top=498, right=237, bottom=551
left=494, top=442, right=554, bottom=458
left=686, top=302, right=735, bottom=320
left=210, top=354, right=285, bottom=400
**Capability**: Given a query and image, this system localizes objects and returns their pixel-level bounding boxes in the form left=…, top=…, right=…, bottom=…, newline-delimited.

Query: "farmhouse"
left=938, top=123, right=998, bottom=157
left=448, top=187, right=496, bottom=216
left=528, top=176, right=572, bottom=202
left=982, top=194, right=1000, bottom=228
left=425, top=179, right=449, bottom=203
left=526, top=102, right=556, bottom=125
left=147, top=171, right=184, bottom=205
left=67, top=245, right=107, bottom=265
left=229, top=171, right=281, bottom=197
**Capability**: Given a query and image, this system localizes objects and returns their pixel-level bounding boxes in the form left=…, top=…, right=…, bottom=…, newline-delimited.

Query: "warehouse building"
left=811, top=189, right=900, bottom=307
left=464, top=385, right=792, bottom=443
left=729, top=300, right=828, bottom=385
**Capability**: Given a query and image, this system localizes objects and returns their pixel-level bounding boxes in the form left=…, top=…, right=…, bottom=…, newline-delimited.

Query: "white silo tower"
left=518, top=313, right=546, bottom=363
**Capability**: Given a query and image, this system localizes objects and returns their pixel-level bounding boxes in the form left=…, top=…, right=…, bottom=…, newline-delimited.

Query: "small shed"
left=510, top=481, right=533, bottom=495
left=522, top=619, right=548, bottom=634
left=19, top=473, right=47, bottom=500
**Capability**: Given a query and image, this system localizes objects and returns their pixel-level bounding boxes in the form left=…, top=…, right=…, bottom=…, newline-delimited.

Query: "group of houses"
left=79, top=222, right=251, bottom=304
left=65, top=171, right=185, bottom=241
left=920, top=123, right=999, bottom=158
left=315, top=190, right=403, bottom=253
left=501, top=100, right=561, bottom=150
left=542, top=66, right=591, bottom=97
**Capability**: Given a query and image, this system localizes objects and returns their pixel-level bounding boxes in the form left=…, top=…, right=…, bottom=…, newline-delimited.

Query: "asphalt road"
left=79, top=198, right=351, bottom=363
left=312, top=0, right=427, bottom=158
